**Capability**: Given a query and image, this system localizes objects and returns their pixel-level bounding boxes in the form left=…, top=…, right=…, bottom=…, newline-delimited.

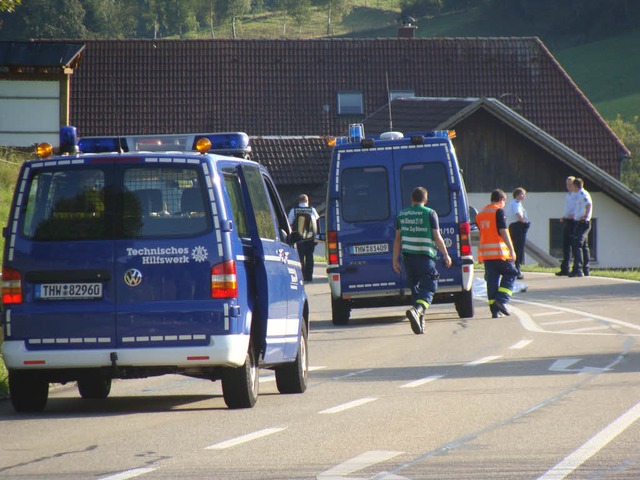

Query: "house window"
left=337, top=91, right=363, bottom=115
left=389, top=90, right=415, bottom=101
left=549, top=218, right=597, bottom=261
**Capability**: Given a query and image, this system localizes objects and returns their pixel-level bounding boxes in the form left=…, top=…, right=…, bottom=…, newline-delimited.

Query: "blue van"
left=324, top=125, right=474, bottom=325
left=1, top=128, right=309, bottom=412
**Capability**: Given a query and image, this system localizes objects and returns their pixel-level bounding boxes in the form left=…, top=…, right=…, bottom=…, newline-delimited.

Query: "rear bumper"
left=2, top=334, right=250, bottom=370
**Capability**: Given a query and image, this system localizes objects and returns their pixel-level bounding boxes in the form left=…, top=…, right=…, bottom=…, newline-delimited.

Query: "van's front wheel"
left=9, top=370, right=49, bottom=413
left=275, top=321, right=308, bottom=394
left=331, top=297, right=351, bottom=325
left=455, top=289, right=474, bottom=318
left=78, top=374, right=112, bottom=399
left=222, top=342, right=259, bottom=409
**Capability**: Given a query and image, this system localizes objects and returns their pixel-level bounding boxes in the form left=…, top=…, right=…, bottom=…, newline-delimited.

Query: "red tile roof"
left=65, top=37, right=627, bottom=177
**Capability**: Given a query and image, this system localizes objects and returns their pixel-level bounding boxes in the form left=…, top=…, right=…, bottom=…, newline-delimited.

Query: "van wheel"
left=331, top=297, right=351, bottom=325
left=455, top=289, right=474, bottom=318
left=222, top=342, right=259, bottom=409
left=9, top=370, right=49, bottom=413
left=275, top=321, right=309, bottom=394
left=78, top=375, right=112, bottom=399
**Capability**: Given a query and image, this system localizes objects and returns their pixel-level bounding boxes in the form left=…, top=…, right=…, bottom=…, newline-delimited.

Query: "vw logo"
left=124, top=269, right=143, bottom=287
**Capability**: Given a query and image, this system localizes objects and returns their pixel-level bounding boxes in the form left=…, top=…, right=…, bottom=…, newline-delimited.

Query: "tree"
left=0, top=0, right=20, bottom=12
left=610, top=116, right=640, bottom=194
left=1, top=0, right=88, bottom=39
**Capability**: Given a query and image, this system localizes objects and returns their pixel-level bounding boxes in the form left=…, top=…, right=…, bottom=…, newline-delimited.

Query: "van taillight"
left=327, top=231, right=339, bottom=265
left=459, top=221, right=472, bottom=257
left=211, top=260, right=237, bottom=299
left=2, top=267, right=23, bottom=304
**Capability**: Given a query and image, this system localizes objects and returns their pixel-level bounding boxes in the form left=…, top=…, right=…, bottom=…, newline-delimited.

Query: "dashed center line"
left=401, top=374, right=445, bottom=388
left=510, top=339, right=533, bottom=349
left=98, top=468, right=156, bottom=480
left=464, top=355, right=503, bottom=366
left=205, top=427, right=287, bottom=450
left=319, top=397, right=377, bottom=414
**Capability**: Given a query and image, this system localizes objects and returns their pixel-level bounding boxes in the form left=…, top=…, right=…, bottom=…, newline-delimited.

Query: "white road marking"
left=510, top=339, right=532, bottom=349
left=548, top=358, right=608, bottom=374
left=464, top=355, right=503, bottom=366
left=537, top=401, right=640, bottom=480
left=401, top=374, right=445, bottom=388
left=558, top=325, right=611, bottom=333
left=98, top=468, right=156, bottom=480
left=319, top=397, right=377, bottom=414
left=317, top=450, right=403, bottom=479
left=540, top=318, right=592, bottom=326
left=532, top=311, right=565, bottom=317
left=205, top=427, right=286, bottom=450
left=333, top=369, right=373, bottom=380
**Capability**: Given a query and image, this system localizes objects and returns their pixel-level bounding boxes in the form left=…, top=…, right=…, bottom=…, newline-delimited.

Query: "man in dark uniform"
left=288, top=194, right=319, bottom=282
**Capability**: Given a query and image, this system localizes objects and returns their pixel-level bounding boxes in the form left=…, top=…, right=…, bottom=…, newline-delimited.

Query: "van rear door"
left=336, top=149, right=400, bottom=295
left=6, top=164, right=117, bottom=350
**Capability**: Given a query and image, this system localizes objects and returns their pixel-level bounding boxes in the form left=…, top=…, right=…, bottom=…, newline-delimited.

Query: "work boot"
left=493, top=300, right=510, bottom=316
left=406, top=306, right=425, bottom=334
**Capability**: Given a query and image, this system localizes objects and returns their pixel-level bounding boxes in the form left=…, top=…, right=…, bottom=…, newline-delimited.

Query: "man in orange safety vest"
left=476, top=189, right=518, bottom=318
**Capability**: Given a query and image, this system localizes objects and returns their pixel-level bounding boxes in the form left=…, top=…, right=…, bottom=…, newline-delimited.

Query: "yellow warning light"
left=195, top=137, right=212, bottom=154
left=448, top=130, right=457, bottom=139
left=36, top=143, right=54, bottom=158
left=327, top=138, right=337, bottom=147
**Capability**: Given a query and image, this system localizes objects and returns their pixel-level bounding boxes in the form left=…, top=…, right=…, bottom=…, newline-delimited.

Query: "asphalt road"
left=2, top=267, right=640, bottom=480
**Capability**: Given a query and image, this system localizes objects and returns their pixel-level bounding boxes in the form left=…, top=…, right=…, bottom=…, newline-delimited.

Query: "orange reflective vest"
left=477, top=204, right=512, bottom=262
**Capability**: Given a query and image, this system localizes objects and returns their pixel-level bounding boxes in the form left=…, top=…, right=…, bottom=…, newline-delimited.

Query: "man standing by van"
left=288, top=194, right=319, bottom=282
left=393, top=187, right=452, bottom=335
left=477, top=189, right=518, bottom=318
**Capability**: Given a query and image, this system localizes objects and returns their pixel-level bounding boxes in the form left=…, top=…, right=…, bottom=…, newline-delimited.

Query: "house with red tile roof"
left=2, top=37, right=639, bottom=268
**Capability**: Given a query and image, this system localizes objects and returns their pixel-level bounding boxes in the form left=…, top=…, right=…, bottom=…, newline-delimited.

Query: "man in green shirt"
left=392, top=187, right=452, bottom=334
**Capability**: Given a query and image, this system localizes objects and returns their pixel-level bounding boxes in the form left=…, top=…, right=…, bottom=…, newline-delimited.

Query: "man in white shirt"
left=569, top=178, right=593, bottom=277
left=556, top=176, right=577, bottom=276
left=506, top=187, right=530, bottom=280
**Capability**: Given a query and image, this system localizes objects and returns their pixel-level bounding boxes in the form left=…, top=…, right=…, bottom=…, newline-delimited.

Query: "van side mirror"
left=469, top=206, right=478, bottom=230
left=316, top=215, right=326, bottom=241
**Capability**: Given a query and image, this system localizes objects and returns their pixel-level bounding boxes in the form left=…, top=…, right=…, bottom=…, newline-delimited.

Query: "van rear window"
left=400, top=163, right=450, bottom=216
left=21, top=165, right=211, bottom=241
left=341, top=167, right=389, bottom=222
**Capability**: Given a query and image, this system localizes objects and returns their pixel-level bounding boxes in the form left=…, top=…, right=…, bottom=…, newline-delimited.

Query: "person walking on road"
left=392, top=187, right=452, bottom=335
left=556, top=176, right=577, bottom=276
left=506, top=187, right=530, bottom=280
left=477, top=189, right=518, bottom=318
left=570, top=178, right=593, bottom=277
left=288, top=194, right=319, bottom=282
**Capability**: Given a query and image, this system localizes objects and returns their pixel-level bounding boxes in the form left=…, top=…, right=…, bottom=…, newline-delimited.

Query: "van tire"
left=9, top=370, right=49, bottom=413
left=78, top=375, right=112, bottom=399
left=455, top=289, right=474, bottom=318
left=275, top=321, right=309, bottom=394
left=331, top=297, right=351, bottom=325
left=222, top=342, right=259, bottom=409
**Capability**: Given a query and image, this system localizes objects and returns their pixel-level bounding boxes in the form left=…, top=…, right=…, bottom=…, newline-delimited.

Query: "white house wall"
left=468, top=192, right=640, bottom=269
left=0, top=80, right=60, bottom=147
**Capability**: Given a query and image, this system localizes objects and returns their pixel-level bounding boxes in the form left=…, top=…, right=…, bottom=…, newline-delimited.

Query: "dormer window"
left=389, top=90, right=415, bottom=101
left=337, top=91, right=363, bottom=115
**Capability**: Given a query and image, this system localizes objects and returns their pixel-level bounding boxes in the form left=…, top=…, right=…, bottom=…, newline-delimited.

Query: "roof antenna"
left=386, top=72, right=393, bottom=131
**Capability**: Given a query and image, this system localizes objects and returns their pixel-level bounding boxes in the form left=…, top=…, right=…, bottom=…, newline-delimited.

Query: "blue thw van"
left=324, top=125, right=474, bottom=325
left=1, top=128, right=309, bottom=412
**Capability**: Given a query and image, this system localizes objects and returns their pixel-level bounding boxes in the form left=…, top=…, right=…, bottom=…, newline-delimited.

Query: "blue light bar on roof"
left=192, top=132, right=250, bottom=156
left=79, top=137, right=128, bottom=153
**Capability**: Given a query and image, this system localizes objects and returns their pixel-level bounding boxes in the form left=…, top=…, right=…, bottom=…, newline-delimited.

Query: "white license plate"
left=35, top=283, right=103, bottom=300
left=351, top=243, right=389, bottom=255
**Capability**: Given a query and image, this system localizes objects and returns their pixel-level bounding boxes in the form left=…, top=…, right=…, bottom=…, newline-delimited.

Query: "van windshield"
left=21, top=164, right=211, bottom=241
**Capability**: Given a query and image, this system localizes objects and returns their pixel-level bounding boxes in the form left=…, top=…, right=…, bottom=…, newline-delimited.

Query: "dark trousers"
left=403, top=254, right=439, bottom=310
left=484, top=259, right=518, bottom=310
left=572, top=220, right=591, bottom=274
left=560, top=219, right=576, bottom=273
left=296, top=240, right=316, bottom=282
left=508, top=222, right=530, bottom=274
